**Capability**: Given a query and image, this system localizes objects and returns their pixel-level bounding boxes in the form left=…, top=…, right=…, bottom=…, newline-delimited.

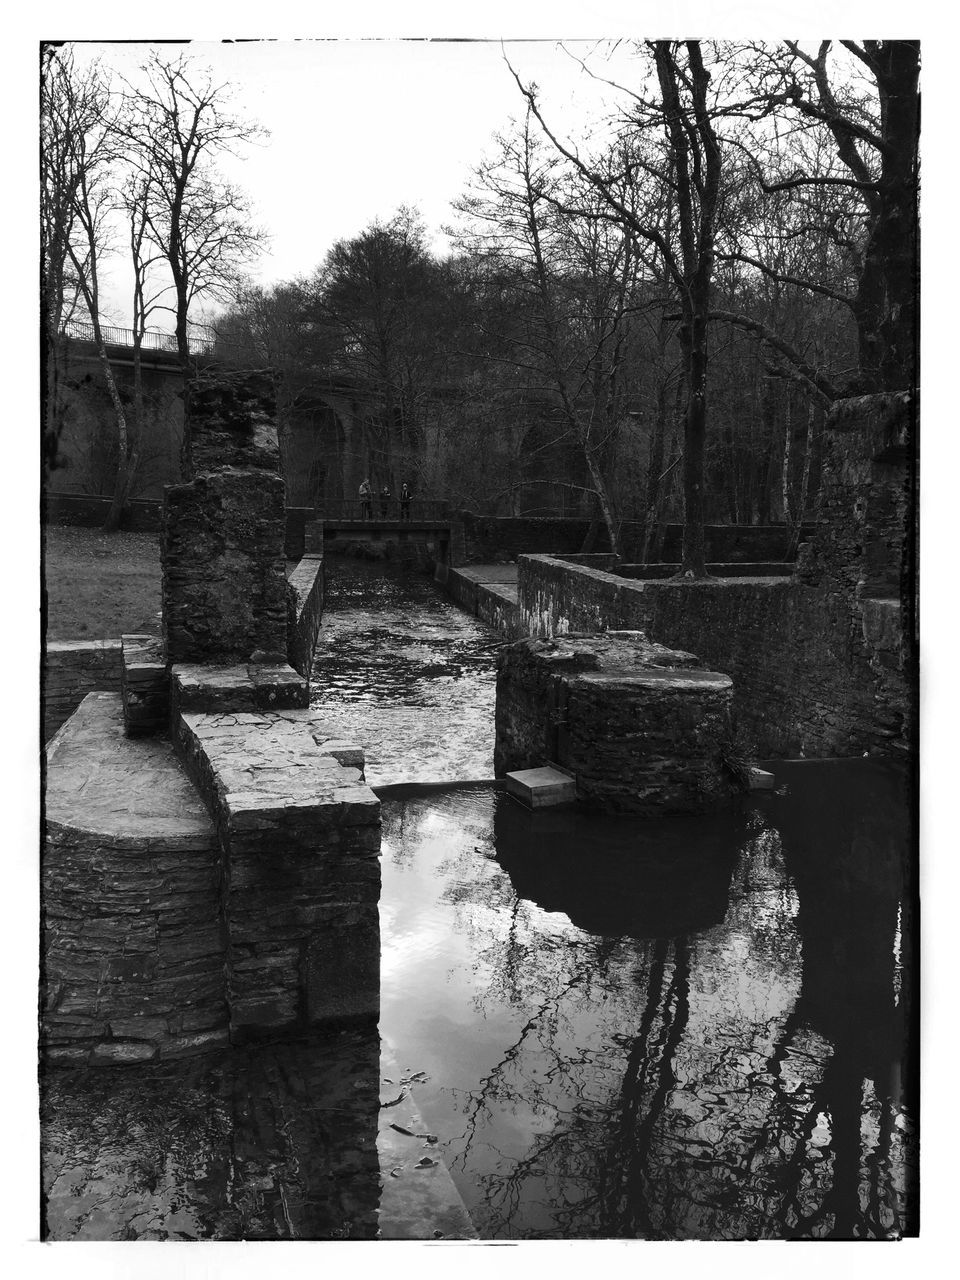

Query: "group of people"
left=358, top=478, right=412, bottom=520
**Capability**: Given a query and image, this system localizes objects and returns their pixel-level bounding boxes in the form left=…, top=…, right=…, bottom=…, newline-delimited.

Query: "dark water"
left=380, top=764, right=917, bottom=1240
left=42, top=555, right=917, bottom=1241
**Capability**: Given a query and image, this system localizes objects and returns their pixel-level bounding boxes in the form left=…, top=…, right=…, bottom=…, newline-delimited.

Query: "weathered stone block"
left=506, top=766, right=577, bottom=808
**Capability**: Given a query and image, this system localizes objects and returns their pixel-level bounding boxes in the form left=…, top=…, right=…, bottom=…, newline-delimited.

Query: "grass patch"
left=44, top=525, right=162, bottom=640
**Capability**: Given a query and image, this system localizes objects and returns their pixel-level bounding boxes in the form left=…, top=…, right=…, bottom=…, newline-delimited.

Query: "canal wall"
left=513, top=394, right=913, bottom=759
left=287, top=552, right=325, bottom=677
left=453, top=510, right=815, bottom=566
left=444, top=565, right=522, bottom=639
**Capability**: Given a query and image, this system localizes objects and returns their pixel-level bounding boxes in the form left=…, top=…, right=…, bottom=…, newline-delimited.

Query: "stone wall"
left=456, top=512, right=611, bottom=563
left=45, top=493, right=164, bottom=532
left=517, top=557, right=907, bottom=757
left=644, top=522, right=817, bottom=565
left=43, top=695, right=227, bottom=1065
left=513, top=393, right=914, bottom=759
left=44, top=640, right=123, bottom=741
left=287, top=553, right=325, bottom=678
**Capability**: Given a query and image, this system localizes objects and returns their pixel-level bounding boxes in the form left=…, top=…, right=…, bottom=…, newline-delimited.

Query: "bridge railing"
left=60, top=318, right=243, bottom=359
left=319, top=498, right=450, bottom=523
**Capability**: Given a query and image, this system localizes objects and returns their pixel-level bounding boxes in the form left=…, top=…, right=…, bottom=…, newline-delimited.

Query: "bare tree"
left=40, top=46, right=109, bottom=475
left=454, top=114, right=654, bottom=555
left=513, top=41, right=726, bottom=576
left=41, top=46, right=140, bottom=532
left=730, top=40, right=919, bottom=394
left=115, top=51, right=266, bottom=374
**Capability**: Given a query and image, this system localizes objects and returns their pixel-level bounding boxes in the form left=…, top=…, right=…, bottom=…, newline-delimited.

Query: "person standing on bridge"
left=380, top=482, right=392, bottom=518
left=359, top=477, right=373, bottom=520
left=400, top=482, right=412, bottom=521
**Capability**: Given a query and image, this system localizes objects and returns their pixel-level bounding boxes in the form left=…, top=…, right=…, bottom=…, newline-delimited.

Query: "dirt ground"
left=44, top=525, right=162, bottom=640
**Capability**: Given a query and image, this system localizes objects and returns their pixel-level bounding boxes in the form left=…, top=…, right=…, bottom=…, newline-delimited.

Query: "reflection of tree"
left=425, top=764, right=914, bottom=1240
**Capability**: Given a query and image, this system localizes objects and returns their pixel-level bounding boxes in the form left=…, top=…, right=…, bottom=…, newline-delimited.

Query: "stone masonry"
left=512, top=393, right=914, bottom=758
left=44, top=368, right=382, bottom=1062
left=496, top=634, right=741, bottom=816
left=175, top=709, right=380, bottom=1033
left=162, top=371, right=292, bottom=665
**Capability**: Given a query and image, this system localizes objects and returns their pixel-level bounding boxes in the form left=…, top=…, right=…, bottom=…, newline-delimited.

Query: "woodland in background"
left=44, top=41, right=919, bottom=569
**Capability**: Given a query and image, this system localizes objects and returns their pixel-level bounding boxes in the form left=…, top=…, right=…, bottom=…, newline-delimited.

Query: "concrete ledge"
left=506, top=766, right=577, bottom=809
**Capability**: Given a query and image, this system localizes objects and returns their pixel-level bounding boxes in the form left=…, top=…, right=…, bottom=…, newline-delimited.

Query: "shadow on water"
left=380, top=760, right=917, bottom=1240
left=41, top=1024, right=382, bottom=1240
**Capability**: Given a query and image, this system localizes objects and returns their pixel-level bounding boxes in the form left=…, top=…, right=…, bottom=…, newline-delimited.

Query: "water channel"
left=319, top=555, right=918, bottom=1240
left=41, top=554, right=917, bottom=1241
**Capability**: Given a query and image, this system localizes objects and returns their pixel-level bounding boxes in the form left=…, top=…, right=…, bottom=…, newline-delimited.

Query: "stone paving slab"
left=177, top=709, right=378, bottom=830
left=172, top=661, right=309, bottom=715
left=46, top=692, right=215, bottom=839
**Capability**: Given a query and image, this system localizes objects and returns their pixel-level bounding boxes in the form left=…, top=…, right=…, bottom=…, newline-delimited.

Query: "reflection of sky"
left=378, top=783, right=911, bottom=1240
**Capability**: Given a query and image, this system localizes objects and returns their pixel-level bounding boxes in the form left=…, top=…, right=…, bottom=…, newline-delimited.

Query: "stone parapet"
left=287, top=552, right=324, bottom=678
left=516, top=544, right=912, bottom=757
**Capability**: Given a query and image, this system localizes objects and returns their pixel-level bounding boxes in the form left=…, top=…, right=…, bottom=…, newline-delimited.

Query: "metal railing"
left=60, top=317, right=241, bottom=358
left=320, top=498, right=450, bottom=523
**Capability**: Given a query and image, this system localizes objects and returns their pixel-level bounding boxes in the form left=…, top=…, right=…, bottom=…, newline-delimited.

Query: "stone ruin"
left=495, top=632, right=742, bottom=816
left=44, top=370, right=380, bottom=1065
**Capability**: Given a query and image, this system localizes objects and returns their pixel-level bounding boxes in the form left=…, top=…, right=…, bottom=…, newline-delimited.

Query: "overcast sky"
left=71, top=38, right=639, bottom=329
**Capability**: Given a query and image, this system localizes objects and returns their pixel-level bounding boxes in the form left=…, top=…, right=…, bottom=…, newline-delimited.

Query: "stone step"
left=506, top=766, right=578, bottom=809
left=171, top=661, right=309, bottom=718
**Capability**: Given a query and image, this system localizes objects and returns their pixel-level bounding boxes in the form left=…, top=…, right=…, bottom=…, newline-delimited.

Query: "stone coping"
left=46, top=637, right=123, bottom=655
left=177, top=708, right=380, bottom=831
left=45, top=692, right=215, bottom=841
left=450, top=563, right=519, bottom=585
left=523, top=553, right=794, bottom=590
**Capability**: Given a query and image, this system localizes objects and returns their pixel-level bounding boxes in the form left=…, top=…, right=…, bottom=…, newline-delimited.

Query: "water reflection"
left=41, top=1025, right=382, bottom=1240
left=379, top=762, right=916, bottom=1240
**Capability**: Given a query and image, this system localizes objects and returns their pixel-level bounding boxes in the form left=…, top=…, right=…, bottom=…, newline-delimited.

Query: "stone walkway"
left=46, top=691, right=213, bottom=841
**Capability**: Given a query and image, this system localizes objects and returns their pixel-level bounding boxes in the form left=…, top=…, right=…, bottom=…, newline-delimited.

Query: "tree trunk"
left=852, top=42, right=920, bottom=392
left=781, top=394, right=793, bottom=525
left=678, top=307, right=708, bottom=576
left=641, top=370, right=669, bottom=563
left=99, top=339, right=134, bottom=532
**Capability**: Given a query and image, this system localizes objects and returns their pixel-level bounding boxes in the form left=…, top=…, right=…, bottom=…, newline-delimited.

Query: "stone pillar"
left=495, top=634, right=741, bottom=816
left=797, top=391, right=913, bottom=604
left=162, top=372, right=291, bottom=664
